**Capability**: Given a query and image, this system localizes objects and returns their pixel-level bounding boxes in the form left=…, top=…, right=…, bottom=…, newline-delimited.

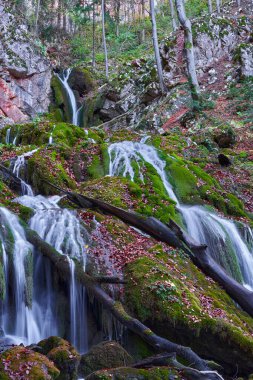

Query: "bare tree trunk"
left=92, top=0, right=96, bottom=68
left=150, top=0, right=167, bottom=94
left=34, top=0, right=40, bottom=35
left=140, top=0, right=146, bottom=43
left=216, top=0, right=220, bottom=13
left=102, top=0, right=109, bottom=78
left=208, top=0, right=213, bottom=13
left=115, top=0, right=121, bottom=37
left=169, top=0, right=177, bottom=31
left=175, top=0, right=200, bottom=102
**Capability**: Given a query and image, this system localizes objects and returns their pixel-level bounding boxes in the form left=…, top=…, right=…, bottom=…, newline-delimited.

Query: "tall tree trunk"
left=102, top=0, right=109, bottom=78
left=34, top=0, right=40, bottom=35
left=149, top=0, right=167, bottom=94
left=208, top=0, right=213, bottom=13
left=169, top=0, right=177, bottom=31
left=140, top=0, right=146, bottom=43
left=115, top=0, right=121, bottom=37
left=92, top=0, right=96, bottom=68
left=216, top=0, right=220, bottom=13
left=175, top=0, right=200, bottom=102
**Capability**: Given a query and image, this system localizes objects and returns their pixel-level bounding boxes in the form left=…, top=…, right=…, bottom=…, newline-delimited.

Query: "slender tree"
left=34, top=0, right=40, bottom=35
left=102, top=0, right=109, bottom=78
left=174, top=0, right=200, bottom=101
left=169, top=0, right=177, bottom=31
left=150, top=0, right=167, bottom=94
left=208, top=0, right=213, bottom=13
left=216, top=0, right=220, bottom=13
left=92, top=0, right=96, bottom=67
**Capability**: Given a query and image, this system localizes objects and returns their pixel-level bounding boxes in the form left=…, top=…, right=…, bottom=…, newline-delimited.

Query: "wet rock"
left=78, top=341, right=133, bottom=378
left=37, top=336, right=80, bottom=380
left=0, top=345, right=60, bottom=379
left=69, top=67, right=95, bottom=96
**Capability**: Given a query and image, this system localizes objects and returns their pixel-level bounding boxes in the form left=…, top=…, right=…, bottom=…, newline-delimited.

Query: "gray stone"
left=0, top=0, right=51, bottom=124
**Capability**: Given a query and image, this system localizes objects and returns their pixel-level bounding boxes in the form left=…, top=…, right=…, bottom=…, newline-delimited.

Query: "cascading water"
left=14, top=194, right=89, bottom=353
left=0, top=152, right=90, bottom=352
left=108, top=140, right=253, bottom=289
left=0, top=207, right=47, bottom=345
left=5, top=128, right=11, bottom=144
left=12, top=149, right=38, bottom=196
left=56, top=68, right=82, bottom=127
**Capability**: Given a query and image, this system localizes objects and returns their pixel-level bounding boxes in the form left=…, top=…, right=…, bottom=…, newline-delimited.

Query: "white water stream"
left=108, top=141, right=253, bottom=289
left=56, top=68, right=82, bottom=126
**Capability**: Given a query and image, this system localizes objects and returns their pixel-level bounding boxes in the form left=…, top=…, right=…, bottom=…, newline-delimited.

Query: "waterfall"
left=16, top=195, right=89, bottom=353
left=56, top=68, right=82, bottom=127
left=0, top=207, right=46, bottom=345
left=5, top=128, right=11, bottom=144
left=108, top=141, right=253, bottom=289
left=1, top=151, right=90, bottom=352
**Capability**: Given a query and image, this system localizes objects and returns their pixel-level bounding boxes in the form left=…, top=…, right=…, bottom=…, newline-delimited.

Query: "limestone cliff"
left=0, top=0, right=51, bottom=128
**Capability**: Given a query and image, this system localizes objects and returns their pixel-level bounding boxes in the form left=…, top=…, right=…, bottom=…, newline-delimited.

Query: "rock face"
left=0, top=0, right=51, bottom=128
left=240, top=44, right=253, bottom=77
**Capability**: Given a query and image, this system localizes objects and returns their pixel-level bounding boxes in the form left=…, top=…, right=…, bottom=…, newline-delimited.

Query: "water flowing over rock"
left=108, top=140, right=253, bottom=288
left=0, top=0, right=51, bottom=127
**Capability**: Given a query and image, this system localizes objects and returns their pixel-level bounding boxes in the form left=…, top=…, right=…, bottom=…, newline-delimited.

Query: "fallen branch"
left=25, top=226, right=209, bottom=372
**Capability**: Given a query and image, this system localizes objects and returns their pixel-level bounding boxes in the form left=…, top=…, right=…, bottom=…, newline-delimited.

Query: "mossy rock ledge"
left=124, top=255, right=253, bottom=376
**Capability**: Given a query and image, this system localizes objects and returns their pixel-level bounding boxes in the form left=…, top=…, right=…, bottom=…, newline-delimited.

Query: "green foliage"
left=228, top=78, right=253, bottom=125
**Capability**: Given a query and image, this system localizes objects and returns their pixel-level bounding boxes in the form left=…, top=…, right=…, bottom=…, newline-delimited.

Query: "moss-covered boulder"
left=124, top=252, right=253, bottom=376
left=69, top=67, right=95, bottom=96
left=37, top=336, right=80, bottom=380
left=0, top=346, right=60, bottom=379
left=78, top=341, right=133, bottom=378
left=86, top=367, right=183, bottom=380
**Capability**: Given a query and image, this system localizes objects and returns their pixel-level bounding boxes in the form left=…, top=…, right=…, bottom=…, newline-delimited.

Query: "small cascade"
left=12, top=149, right=38, bottom=196
left=5, top=128, right=11, bottom=144
left=49, top=125, right=56, bottom=145
left=56, top=68, right=82, bottom=127
left=108, top=141, right=253, bottom=289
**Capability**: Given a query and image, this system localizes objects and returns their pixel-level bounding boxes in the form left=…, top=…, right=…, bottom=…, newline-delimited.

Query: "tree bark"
left=102, top=0, right=109, bottom=78
left=174, top=0, right=200, bottom=102
left=92, top=0, right=96, bottom=68
left=169, top=0, right=177, bottom=31
left=149, top=0, right=167, bottom=94
left=34, top=0, right=40, bottom=35
left=216, top=0, right=220, bottom=13
left=208, top=0, right=213, bottom=13
left=24, top=227, right=210, bottom=372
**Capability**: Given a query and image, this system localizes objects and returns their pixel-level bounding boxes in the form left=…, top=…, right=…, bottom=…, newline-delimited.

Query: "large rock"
left=78, top=341, right=133, bottom=378
left=0, top=345, right=60, bottom=379
left=37, top=336, right=80, bottom=380
left=0, top=0, right=52, bottom=127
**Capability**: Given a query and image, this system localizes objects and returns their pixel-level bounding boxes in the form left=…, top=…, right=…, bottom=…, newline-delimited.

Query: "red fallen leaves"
left=2, top=349, right=38, bottom=380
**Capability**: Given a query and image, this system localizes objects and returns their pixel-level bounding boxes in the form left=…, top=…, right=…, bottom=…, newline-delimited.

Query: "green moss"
left=124, top=251, right=253, bottom=367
